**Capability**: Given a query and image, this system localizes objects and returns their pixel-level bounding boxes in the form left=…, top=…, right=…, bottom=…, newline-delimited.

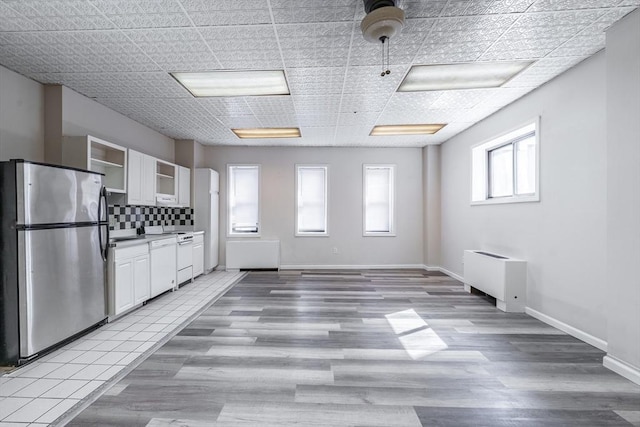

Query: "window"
left=227, top=165, right=260, bottom=236
left=471, top=119, right=539, bottom=204
left=363, top=165, right=395, bottom=236
left=296, top=165, right=328, bottom=236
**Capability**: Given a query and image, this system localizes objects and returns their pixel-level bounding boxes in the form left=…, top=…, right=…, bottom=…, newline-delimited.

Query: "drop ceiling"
left=0, top=0, right=637, bottom=147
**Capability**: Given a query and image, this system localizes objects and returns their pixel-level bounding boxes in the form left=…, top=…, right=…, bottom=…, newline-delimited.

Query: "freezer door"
left=18, top=226, right=106, bottom=357
left=17, top=162, right=103, bottom=226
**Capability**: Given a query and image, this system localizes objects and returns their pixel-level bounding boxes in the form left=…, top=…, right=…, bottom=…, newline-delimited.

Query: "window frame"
left=362, top=164, right=396, bottom=237
left=227, top=164, right=261, bottom=238
left=295, top=164, right=329, bottom=237
left=471, top=118, right=540, bottom=205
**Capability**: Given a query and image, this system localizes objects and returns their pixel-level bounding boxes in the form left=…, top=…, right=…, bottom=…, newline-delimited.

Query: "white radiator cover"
left=463, top=250, right=527, bottom=312
left=226, top=240, right=280, bottom=270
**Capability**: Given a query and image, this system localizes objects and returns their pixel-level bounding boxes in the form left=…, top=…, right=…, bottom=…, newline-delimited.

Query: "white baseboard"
left=279, top=264, right=426, bottom=270
left=525, top=307, right=608, bottom=352
left=603, top=355, right=640, bottom=385
left=431, top=266, right=465, bottom=282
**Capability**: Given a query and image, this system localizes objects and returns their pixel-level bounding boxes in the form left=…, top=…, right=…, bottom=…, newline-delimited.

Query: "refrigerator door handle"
left=98, top=186, right=109, bottom=261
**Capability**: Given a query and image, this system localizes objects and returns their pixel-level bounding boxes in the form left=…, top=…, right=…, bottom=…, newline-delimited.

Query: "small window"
left=227, top=165, right=260, bottom=236
left=363, top=165, right=395, bottom=236
left=296, top=165, right=328, bottom=236
left=472, top=119, right=539, bottom=204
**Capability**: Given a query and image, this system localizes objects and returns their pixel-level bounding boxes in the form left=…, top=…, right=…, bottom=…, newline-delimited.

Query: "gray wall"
left=61, top=86, right=175, bottom=162
left=423, top=145, right=441, bottom=267
left=203, top=146, right=424, bottom=268
left=605, top=9, right=640, bottom=376
left=0, top=65, right=44, bottom=162
left=440, top=52, right=608, bottom=341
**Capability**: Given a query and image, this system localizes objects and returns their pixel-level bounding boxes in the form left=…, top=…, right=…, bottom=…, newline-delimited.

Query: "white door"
left=178, top=166, right=191, bottom=207
left=142, top=154, right=157, bottom=205
left=133, top=254, right=150, bottom=304
left=114, top=259, right=134, bottom=315
left=127, top=150, right=143, bottom=206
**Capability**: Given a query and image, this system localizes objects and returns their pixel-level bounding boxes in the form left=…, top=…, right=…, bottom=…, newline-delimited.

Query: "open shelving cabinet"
left=62, top=135, right=127, bottom=193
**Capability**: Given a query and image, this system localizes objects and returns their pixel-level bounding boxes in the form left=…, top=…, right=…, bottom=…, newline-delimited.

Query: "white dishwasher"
left=149, top=236, right=177, bottom=298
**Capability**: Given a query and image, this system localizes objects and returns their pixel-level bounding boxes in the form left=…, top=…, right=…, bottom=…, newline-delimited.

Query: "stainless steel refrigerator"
left=194, top=168, right=219, bottom=273
left=0, top=160, right=109, bottom=365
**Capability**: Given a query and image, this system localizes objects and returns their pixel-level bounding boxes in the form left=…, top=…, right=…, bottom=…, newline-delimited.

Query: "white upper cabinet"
left=156, top=159, right=178, bottom=205
left=127, top=149, right=156, bottom=206
left=178, top=166, right=191, bottom=208
left=62, top=135, right=127, bottom=193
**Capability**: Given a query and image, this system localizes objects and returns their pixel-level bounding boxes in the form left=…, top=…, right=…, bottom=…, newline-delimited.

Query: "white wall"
left=203, top=146, right=424, bottom=268
left=605, top=9, right=640, bottom=380
left=61, top=86, right=174, bottom=162
left=0, top=65, right=44, bottom=162
left=440, top=52, right=608, bottom=341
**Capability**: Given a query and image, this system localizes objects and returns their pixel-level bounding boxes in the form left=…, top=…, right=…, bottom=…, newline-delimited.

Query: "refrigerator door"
left=18, top=225, right=106, bottom=357
left=17, top=162, right=103, bottom=226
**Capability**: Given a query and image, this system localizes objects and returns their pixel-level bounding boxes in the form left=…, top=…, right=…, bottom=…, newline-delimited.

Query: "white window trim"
left=470, top=117, right=540, bottom=206
left=363, top=164, right=396, bottom=237
left=295, top=164, right=329, bottom=237
left=227, top=164, right=261, bottom=238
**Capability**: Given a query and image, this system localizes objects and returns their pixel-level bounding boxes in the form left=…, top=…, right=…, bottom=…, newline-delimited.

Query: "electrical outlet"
left=332, top=247, right=339, bottom=254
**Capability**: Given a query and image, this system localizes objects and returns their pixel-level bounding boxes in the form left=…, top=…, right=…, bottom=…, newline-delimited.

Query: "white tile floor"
left=0, top=270, right=245, bottom=427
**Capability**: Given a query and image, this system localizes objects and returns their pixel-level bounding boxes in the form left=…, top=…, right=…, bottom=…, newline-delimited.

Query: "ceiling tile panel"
left=503, top=56, right=584, bottom=87
left=337, top=112, right=380, bottom=127
left=245, top=96, right=296, bottom=116
left=297, top=114, right=339, bottom=127
left=286, top=67, right=345, bottom=96
left=277, top=22, right=353, bottom=68
left=341, top=65, right=407, bottom=96
left=199, top=25, right=283, bottom=69
left=214, top=115, right=263, bottom=129
left=529, top=0, right=622, bottom=12
left=123, top=28, right=220, bottom=71
left=293, top=95, right=341, bottom=115
left=254, top=114, right=299, bottom=128
left=339, top=93, right=389, bottom=113
left=197, top=98, right=251, bottom=116
left=179, top=0, right=272, bottom=26
left=481, top=10, right=605, bottom=60
left=271, top=0, right=356, bottom=24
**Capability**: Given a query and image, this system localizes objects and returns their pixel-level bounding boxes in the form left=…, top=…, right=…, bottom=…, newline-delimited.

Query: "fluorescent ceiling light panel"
left=370, top=124, right=446, bottom=136
left=171, top=70, right=290, bottom=97
left=398, top=61, right=534, bottom=92
left=232, top=128, right=301, bottom=139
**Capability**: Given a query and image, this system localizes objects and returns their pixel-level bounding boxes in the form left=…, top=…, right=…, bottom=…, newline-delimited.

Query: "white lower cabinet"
left=193, top=233, right=204, bottom=277
left=133, top=254, right=150, bottom=304
left=109, top=244, right=150, bottom=318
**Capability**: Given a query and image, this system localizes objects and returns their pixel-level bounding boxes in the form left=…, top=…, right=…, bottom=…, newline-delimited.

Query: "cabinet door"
left=193, top=243, right=204, bottom=277
left=114, top=259, right=134, bottom=315
left=142, top=154, right=157, bottom=206
left=178, top=166, right=191, bottom=207
left=133, top=254, right=150, bottom=304
left=127, top=149, right=143, bottom=205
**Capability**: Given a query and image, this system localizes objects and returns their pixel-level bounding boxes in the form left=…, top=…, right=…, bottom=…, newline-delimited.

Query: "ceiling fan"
left=360, top=0, right=406, bottom=76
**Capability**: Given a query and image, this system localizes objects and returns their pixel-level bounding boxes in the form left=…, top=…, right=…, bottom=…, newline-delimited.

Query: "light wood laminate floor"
left=67, top=270, right=640, bottom=426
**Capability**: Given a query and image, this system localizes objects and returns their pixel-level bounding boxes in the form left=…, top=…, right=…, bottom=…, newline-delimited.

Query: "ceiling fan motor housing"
left=361, top=1, right=405, bottom=43
left=363, top=0, right=397, bottom=14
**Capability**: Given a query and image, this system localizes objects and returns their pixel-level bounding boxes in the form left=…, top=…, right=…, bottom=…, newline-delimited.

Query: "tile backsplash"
left=109, top=205, right=193, bottom=230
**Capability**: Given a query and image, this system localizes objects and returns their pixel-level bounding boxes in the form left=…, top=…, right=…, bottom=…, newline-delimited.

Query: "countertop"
left=109, top=230, right=205, bottom=249
left=108, top=234, right=176, bottom=249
